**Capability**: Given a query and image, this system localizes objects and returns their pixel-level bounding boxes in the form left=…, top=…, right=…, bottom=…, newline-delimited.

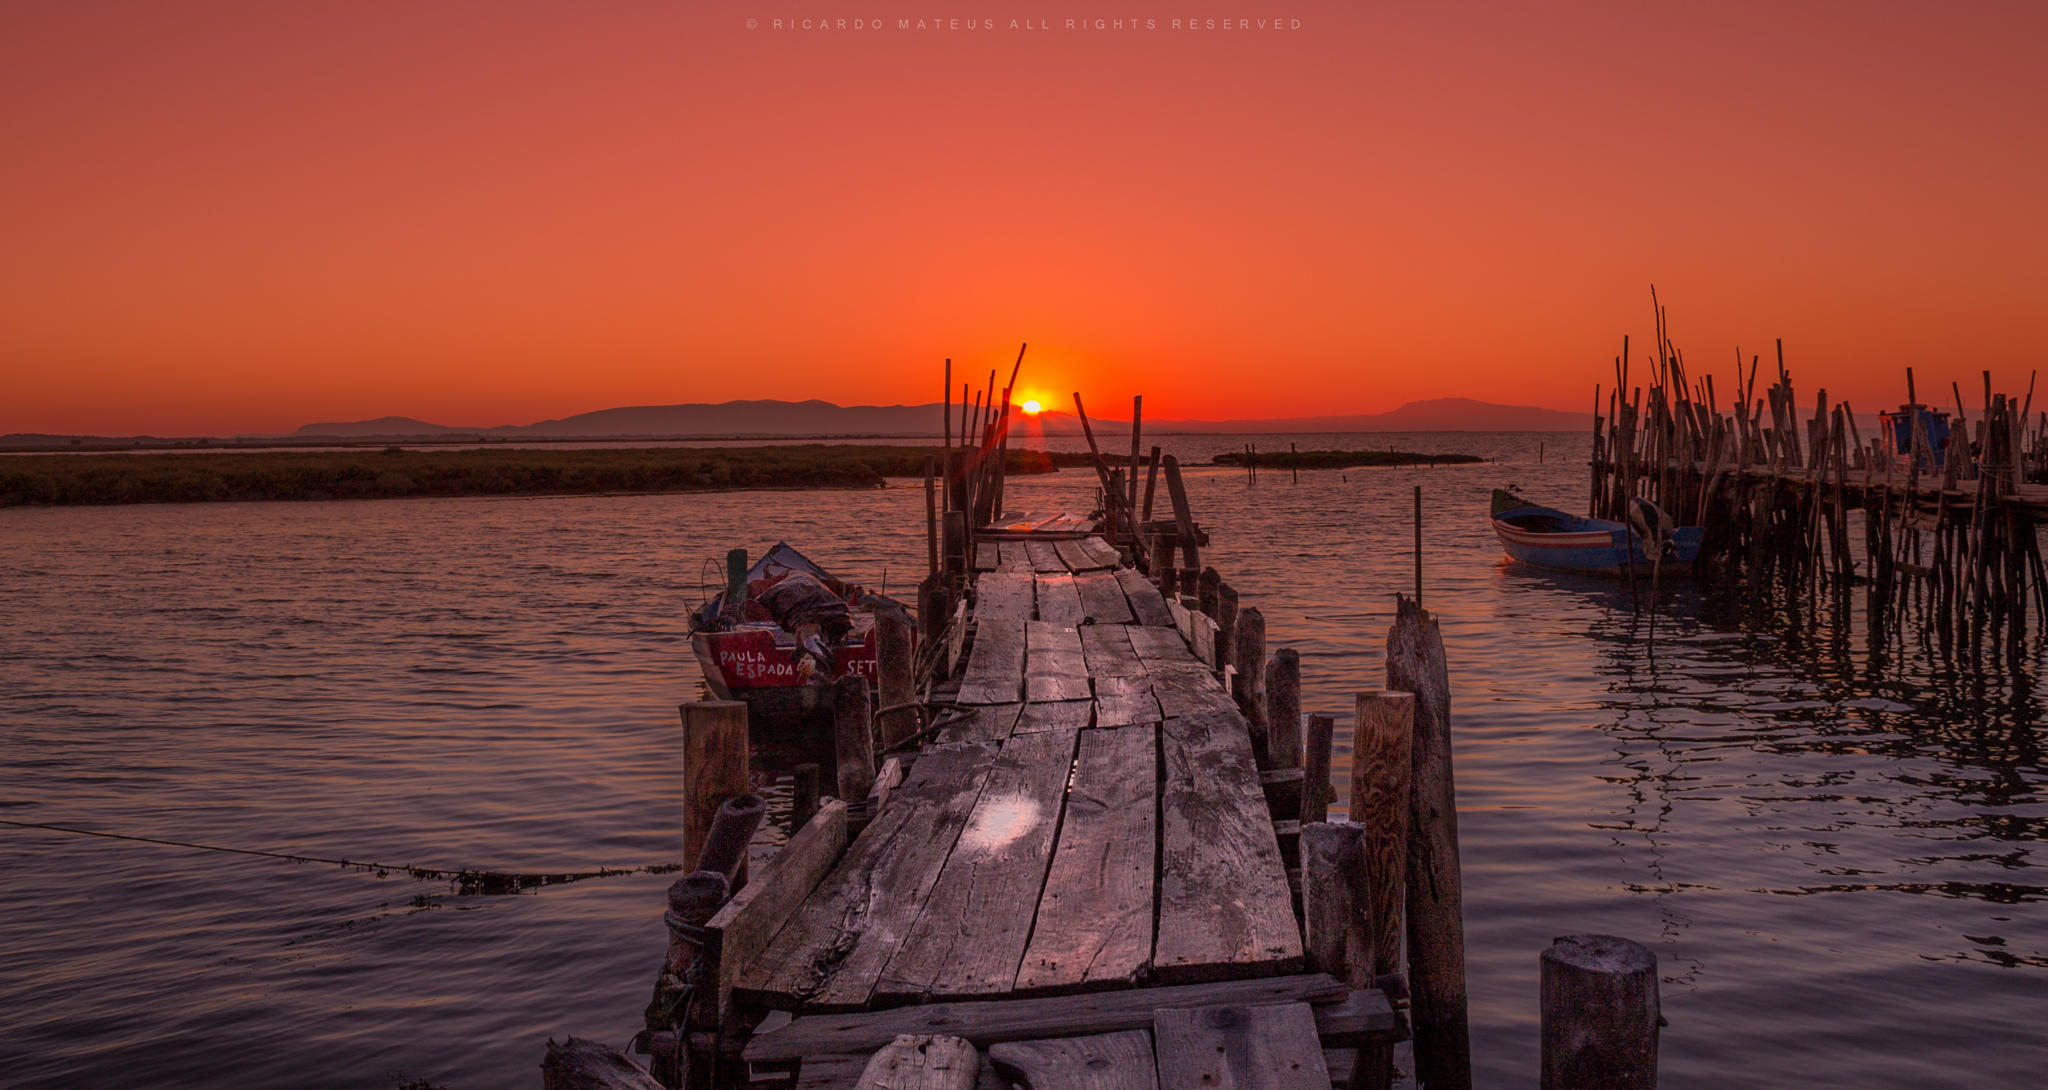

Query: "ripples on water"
left=2, top=433, right=2043, bottom=1088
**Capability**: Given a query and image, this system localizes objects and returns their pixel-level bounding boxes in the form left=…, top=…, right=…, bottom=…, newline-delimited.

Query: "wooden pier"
left=1590, top=302, right=2048, bottom=658
left=547, top=365, right=1665, bottom=1090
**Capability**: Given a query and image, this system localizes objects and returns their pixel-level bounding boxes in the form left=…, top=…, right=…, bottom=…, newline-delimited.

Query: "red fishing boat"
left=688, top=544, right=881, bottom=730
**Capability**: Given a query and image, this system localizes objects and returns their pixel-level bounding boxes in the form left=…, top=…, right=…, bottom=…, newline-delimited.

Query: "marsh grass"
left=0, top=445, right=1057, bottom=507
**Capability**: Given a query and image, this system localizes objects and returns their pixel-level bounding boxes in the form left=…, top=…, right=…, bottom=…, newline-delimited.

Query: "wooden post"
left=693, top=793, right=767, bottom=883
left=1142, top=444, right=1162, bottom=523
left=1198, top=566, right=1222, bottom=619
left=1386, top=597, right=1470, bottom=1090
left=1301, top=821, right=1375, bottom=989
left=1352, top=691, right=1412, bottom=982
left=1215, top=582, right=1240, bottom=674
left=942, top=510, right=969, bottom=587
left=1302, top=713, right=1335, bottom=825
left=651, top=868, right=730, bottom=1086
left=1540, top=935, right=1660, bottom=1090
left=1266, top=647, right=1303, bottom=772
left=924, top=455, right=939, bottom=578
left=1163, top=454, right=1201, bottom=571
left=875, top=607, right=919, bottom=750
left=1413, top=485, right=1424, bottom=608
left=831, top=674, right=877, bottom=803
left=680, top=701, right=749, bottom=880
left=1233, top=605, right=1268, bottom=763
left=1129, top=395, right=1143, bottom=540
left=790, top=762, right=821, bottom=831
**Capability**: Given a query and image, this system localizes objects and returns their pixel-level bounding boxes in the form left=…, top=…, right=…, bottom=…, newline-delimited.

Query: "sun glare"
left=1021, top=399, right=1042, bottom=415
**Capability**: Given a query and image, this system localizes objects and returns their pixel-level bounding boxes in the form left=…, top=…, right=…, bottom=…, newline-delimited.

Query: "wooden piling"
left=1302, top=822, right=1373, bottom=988
left=1265, top=646, right=1303, bottom=772
left=875, top=607, right=919, bottom=750
left=1540, top=935, right=1660, bottom=1090
left=1386, top=598, right=1470, bottom=1090
left=831, top=674, right=877, bottom=803
left=693, top=793, right=767, bottom=883
left=1351, top=691, right=1412, bottom=981
left=680, top=701, right=749, bottom=879
left=1233, top=606, right=1268, bottom=764
left=1302, top=712, right=1335, bottom=825
left=790, top=763, right=821, bottom=831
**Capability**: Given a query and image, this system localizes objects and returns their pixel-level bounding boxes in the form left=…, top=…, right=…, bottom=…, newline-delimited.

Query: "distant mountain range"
left=293, top=396, right=1593, bottom=438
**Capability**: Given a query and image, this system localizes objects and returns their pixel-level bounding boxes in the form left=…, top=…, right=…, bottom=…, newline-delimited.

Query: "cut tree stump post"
left=1352, top=691, right=1412, bottom=983
left=832, top=673, right=877, bottom=803
left=1540, top=935, right=1660, bottom=1090
left=680, top=701, right=748, bottom=879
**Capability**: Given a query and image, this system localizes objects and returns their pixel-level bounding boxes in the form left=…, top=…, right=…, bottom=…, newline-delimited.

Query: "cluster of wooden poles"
left=1591, top=295, right=2048, bottom=656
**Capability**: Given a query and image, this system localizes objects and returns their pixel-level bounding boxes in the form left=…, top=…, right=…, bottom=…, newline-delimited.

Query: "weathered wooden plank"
left=1075, top=570, right=1136, bottom=624
left=974, top=542, right=1000, bottom=572
left=855, top=1034, right=979, bottom=1090
left=1152, top=680, right=1234, bottom=720
left=877, top=730, right=1079, bottom=1003
left=958, top=618, right=1026, bottom=705
left=1116, top=567, right=1175, bottom=627
left=1079, top=625, right=1145, bottom=677
left=705, top=798, right=852, bottom=1026
left=1079, top=535, right=1123, bottom=568
left=1093, top=682, right=1161, bottom=728
left=1156, top=707, right=1303, bottom=980
left=1153, top=1003, right=1330, bottom=1090
left=744, top=974, right=1351, bottom=1061
left=1025, top=539, right=1066, bottom=573
left=933, top=703, right=1022, bottom=744
left=1016, top=725, right=1156, bottom=993
left=737, top=743, right=1000, bottom=1011
left=1015, top=700, right=1094, bottom=733
left=974, top=572, right=1035, bottom=621
left=1053, top=537, right=1099, bottom=573
left=996, top=541, right=1031, bottom=571
left=1033, top=573, right=1085, bottom=625
left=1025, top=620, right=1084, bottom=653
left=1126, top=624, right=1197, bottom=664
left=988, top=1030, right=1157, bottom=1090
left=1027, top=674, right=1094, bottom=702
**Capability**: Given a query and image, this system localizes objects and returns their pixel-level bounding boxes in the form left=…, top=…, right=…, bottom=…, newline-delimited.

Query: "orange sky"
left=4, top=1, right=2044, bottom=435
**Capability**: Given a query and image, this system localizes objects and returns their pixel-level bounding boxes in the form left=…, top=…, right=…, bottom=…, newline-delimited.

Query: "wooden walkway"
left=730, top=530, right=1404, bottom=1088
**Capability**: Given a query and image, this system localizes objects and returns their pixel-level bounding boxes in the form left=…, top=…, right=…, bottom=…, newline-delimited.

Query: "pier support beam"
left=680, top=701, right=749, bottom=879
left=1540, top=935, right=1660, bottom=1090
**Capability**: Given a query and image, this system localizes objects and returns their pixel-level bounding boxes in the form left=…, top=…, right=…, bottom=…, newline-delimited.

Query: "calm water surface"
left=3, top=433, right=2043, bottom=1088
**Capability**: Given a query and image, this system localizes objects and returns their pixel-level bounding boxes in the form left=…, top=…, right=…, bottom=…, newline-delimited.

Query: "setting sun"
left=1021, top=399, right=1042, bottom=415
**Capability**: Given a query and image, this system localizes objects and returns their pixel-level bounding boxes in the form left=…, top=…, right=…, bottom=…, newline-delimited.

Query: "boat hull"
left=1489, top=491, right=1703, bottom=577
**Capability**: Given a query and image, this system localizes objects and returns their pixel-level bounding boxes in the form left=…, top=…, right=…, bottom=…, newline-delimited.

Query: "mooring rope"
left=0, top=817, right=680, bottom=895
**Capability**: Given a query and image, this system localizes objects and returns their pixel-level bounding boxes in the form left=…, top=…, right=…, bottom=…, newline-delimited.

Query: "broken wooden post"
left=1233, top=605, right=1268, bottom=762
left=831, top=673, right=877, bottom=803
left=680, top=701, right=748, bottom=878
left=1301, top=822, right=1373, bottom=987
left=693, top=793, right=766, bottom=883
left=650, top=869, right=729, bottom=1085
left=790, top=762, right=821, bottom=831
left=1386, top=597, right=1470, bottom=1090
left=1352, top=691, right=1412, bottom=982
left=875, top=607, right=919, bottom=750
left=1302, top=712, right=1335, bottom=825
left=1540, top=935, right=1660, bottom=1090
left=1266, top=646, right=1303, bottom=773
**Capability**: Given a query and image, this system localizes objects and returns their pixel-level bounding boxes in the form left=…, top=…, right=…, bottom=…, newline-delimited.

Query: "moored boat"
left=1490, top=489, right=1701, bottom=576
left=688, top=544, right=884, bottom=744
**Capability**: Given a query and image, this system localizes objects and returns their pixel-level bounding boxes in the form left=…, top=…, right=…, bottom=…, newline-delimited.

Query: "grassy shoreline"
left=0, top=445, right=1058, bottom=507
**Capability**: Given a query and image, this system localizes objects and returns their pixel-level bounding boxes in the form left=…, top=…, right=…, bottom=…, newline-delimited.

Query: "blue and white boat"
left=1490, top=489, right=1702, bottom=576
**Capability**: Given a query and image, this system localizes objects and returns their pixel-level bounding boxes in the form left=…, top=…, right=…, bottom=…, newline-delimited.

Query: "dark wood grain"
left=989, top=1030, right=1157, bottom=1090
left=1152, top=1002, right=1330, bottom=1090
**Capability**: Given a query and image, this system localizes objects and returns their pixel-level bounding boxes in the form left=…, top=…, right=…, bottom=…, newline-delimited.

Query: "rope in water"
left=0, top=817, right=681, bottom=894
